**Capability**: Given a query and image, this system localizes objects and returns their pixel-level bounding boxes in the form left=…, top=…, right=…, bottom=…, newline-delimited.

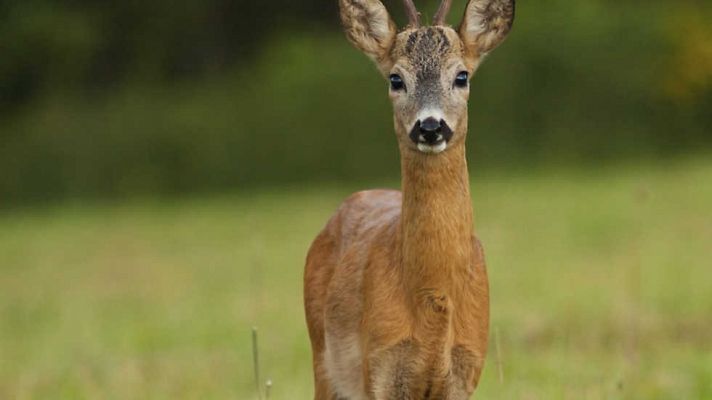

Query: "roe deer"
left=304, top=0, right=515, bottom=398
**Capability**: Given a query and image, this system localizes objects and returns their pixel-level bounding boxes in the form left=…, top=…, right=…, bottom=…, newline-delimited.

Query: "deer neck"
left=398, top=141, right=474, bottom=292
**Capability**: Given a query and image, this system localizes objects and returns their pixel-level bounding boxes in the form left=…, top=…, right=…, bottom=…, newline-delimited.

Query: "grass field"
left=1, top=157, right=711, bottom=399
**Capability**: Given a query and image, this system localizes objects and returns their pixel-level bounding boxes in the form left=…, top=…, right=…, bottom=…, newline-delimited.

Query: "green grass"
left=1, top=157, right=711, bottom=399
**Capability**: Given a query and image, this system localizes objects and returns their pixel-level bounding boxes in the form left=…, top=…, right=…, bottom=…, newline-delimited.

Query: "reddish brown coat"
left=304, top=1, right=514, bottom=399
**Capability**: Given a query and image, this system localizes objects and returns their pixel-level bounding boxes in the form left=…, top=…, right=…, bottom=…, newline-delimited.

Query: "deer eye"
left=454, top=71, right=469, bottom=88
left=389, top=74, right=405, bottom=91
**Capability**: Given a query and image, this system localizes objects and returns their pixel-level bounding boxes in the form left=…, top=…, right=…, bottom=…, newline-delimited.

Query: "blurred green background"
left=1, top=0, right=711, bottom=202
left=0, top=0, right=711, bottom=399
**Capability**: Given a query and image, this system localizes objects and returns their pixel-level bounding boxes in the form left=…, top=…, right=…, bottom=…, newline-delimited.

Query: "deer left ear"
left=459, top=0, right=515, bottom=64
left=339, top=0, right=397, bottom=74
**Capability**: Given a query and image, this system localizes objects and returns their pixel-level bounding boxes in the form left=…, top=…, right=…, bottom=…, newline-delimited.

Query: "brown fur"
left=305, top=1, right=514, bottom=399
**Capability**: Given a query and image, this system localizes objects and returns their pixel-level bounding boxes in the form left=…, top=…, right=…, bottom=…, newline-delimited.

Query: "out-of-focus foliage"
left=661, top=5, right=712, bottom=103
left=0, top=0, right=711, bottom=203
left=0, top=0, right=337, bottom=108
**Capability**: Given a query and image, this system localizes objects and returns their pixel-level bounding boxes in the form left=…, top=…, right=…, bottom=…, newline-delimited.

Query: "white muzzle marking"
left=412, top=109, right=450, bottom=154
left=417, top=141, right=448, bottom=154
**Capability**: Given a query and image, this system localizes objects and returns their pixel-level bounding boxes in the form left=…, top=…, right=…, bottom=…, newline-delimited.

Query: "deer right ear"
left=459, top=0, right=515, bottom=65
left=339, top=0, right=397, bottom=74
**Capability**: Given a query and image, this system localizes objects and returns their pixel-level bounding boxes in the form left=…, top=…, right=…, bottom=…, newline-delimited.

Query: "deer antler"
left=402, top=0, right=421, bottom=28
left=433, top=0, right=452, bottom=25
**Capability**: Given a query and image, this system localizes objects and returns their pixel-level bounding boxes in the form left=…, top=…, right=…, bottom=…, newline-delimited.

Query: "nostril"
left=420, top=117, right=442, bottom=133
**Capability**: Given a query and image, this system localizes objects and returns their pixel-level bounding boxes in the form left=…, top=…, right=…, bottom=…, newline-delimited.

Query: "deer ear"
left=340, top=0, right=397, bottom=73
left=459, top=0, right=515, bottom=63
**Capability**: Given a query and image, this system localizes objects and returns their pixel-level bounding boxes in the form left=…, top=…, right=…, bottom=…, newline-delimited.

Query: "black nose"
left=420, top=118, right=442, bottom=134
left=418, top=118, right=443, bottom=145
left=409, top=118, right=453, bottom=146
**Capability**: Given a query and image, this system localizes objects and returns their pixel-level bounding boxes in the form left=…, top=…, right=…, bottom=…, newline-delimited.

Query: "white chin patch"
left=417, top=141, right=448, bottom=154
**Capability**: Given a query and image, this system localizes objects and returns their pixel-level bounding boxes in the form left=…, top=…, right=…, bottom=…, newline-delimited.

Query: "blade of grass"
left=495, top=326, right=505, bottom=384
left=252, top=327, right=263, bottom=400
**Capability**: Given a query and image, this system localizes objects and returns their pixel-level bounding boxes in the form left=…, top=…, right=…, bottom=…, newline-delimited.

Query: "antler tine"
left=402, top=0, right=421, bottom=28
left=433, top=0, right=453, bottom=25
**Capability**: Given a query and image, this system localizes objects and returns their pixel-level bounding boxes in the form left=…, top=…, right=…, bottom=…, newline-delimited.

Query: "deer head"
left=339, top=0, right=515, bottom=154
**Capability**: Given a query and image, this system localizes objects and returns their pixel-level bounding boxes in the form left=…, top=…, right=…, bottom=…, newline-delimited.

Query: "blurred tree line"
left=0, top=0, right=711, bottom=203
left=0, top=0, right=339, bottom=109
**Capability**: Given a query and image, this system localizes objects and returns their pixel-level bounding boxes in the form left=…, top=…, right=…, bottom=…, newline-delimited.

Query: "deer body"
left=305, top=1, right=514, bottom=399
